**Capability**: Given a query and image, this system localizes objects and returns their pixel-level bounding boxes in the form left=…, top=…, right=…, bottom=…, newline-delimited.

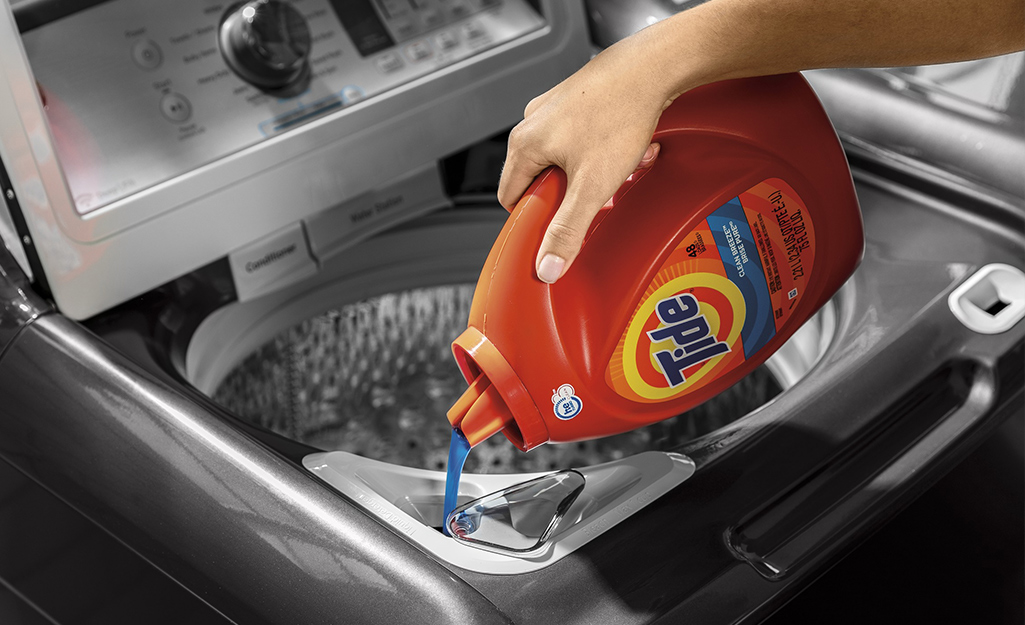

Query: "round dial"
left=219, top=0, right=312, bottom=91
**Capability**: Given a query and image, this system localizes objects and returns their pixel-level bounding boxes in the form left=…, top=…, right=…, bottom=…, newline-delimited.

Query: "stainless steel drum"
left=190, top=207, right=834, bottom=474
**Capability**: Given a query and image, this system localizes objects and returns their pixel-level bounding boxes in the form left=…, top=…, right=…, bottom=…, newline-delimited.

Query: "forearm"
left=650, top=0, right=1025, bottom=101
left=500, top=0, right=1024, bottom=283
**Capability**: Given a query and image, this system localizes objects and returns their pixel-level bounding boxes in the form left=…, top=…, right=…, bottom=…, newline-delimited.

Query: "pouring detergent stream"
left=443, top=429, right=471, bottom=534
left=441, top=74, right=865, bottom=535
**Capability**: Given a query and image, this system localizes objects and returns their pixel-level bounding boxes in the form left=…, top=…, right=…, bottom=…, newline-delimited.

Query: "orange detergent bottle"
left=447, top=73, right=864, bottom=451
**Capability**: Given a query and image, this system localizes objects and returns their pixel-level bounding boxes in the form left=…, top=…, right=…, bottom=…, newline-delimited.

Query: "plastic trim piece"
left=948, top=263, right=1025, bottom=334
left=0, top=213, right=50, bottom=356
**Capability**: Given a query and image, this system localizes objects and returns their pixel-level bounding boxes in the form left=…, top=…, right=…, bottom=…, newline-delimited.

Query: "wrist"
left=643, top=2, right=755, bottom=105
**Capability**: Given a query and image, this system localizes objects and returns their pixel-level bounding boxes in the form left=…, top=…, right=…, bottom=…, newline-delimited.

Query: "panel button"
left=377, top=0, right=409, bottom=18
left=160, top=93, right=192, bottom=123
left=341, top=85, right=365, bottom=104
left=461, top=20, right=486, bottom=39
left=448, top=1, right=471, bottom=18
left=421, top=8, right=443, bottom=27
left=433, top=30, right=458, bottom=50
left=404, top=40, right=432, bottom=62
left=229, top=223, right=317, bottom=302
left=131, top=39, right=163, bottom=70
left=393, top=19, right=416, bottom=38
left=375, top=52, right=404, bottom=73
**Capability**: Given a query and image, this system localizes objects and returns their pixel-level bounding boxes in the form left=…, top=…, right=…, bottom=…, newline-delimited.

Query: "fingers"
left=535, top=142, right=662, bottom=284
left=498, top=124, right=547, bottom=211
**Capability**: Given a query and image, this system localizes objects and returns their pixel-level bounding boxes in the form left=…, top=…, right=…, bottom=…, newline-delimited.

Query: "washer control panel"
left=20, top=0, right=544, bottom=213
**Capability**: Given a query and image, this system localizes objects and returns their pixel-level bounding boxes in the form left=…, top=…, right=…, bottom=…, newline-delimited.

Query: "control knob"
left=219, top=0, right=311, bottom=92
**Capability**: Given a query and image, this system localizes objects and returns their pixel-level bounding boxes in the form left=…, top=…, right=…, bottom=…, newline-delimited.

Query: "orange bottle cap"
left=447, top=373, right=515, bottom=447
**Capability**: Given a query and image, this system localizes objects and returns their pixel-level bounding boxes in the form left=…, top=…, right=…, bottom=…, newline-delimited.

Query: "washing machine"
left=0, top=0, right=1022, bottom=623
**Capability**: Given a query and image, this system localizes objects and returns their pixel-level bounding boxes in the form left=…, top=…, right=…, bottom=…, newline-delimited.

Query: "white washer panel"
left=0, top=0, right=590, bottom=319
left=21, top=0, right=544, bottom=214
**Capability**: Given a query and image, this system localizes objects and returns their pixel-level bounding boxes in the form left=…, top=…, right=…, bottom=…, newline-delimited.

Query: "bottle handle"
left=508, top=159, right=656, bottom=253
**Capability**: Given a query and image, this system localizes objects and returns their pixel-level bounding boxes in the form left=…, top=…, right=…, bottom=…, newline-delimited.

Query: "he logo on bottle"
left=647, top=293, right=731, bottom=387
left=551, top=384, right=583, bottom=420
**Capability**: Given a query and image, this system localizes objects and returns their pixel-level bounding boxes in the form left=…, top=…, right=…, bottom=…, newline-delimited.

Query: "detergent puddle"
left=442, top=428, right=471, bottom=536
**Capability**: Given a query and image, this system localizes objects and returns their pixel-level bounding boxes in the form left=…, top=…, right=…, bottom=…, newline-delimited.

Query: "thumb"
left=535, top=142, right=661, bottom=284
left=535, top=172, right=616, bottom=284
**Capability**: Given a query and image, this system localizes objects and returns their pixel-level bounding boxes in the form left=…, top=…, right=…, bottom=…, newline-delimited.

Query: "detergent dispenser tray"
left=447, top=470, right=586, bottom=556
left=304, top=451, right=695, bottom=574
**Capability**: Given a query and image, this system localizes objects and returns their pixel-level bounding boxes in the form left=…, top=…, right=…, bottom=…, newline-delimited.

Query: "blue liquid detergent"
left=442, top=428, right=471, bottom=536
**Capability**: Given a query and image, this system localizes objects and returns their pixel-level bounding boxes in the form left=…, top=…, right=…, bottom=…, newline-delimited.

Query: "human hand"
left=498, top=0, right=1025, bottom=284
left=497, top=27, right=681, bottom=284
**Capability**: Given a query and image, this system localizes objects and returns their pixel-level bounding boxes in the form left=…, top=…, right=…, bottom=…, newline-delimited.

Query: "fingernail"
left=640, top=143, right=659, bottom=167
left=537, top=254, right=566, bottom=284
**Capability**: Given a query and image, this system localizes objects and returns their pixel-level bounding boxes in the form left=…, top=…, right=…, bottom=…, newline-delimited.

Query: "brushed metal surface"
left=805, top=68, right=1025, bottom=201
left=0, top=314, right=510, bottom=624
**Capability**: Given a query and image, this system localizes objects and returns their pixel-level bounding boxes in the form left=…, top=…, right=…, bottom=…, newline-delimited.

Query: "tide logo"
left=607, top=270, right=745, bottom=403
left=647, top=293, right=731, bottom=387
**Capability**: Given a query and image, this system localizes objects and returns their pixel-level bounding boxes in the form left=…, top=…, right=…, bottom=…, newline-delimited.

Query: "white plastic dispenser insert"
left=304, top=451, right=695, bottom=573
left=948, top=264, right=1025, bottom=334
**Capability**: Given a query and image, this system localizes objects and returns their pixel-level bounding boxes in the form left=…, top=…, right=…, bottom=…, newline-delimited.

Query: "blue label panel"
left=707, top=197, right=776, bottom=357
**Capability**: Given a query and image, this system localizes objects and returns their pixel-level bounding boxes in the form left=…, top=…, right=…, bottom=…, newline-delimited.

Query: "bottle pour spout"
left=447, top=373, right=515, bottom=447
